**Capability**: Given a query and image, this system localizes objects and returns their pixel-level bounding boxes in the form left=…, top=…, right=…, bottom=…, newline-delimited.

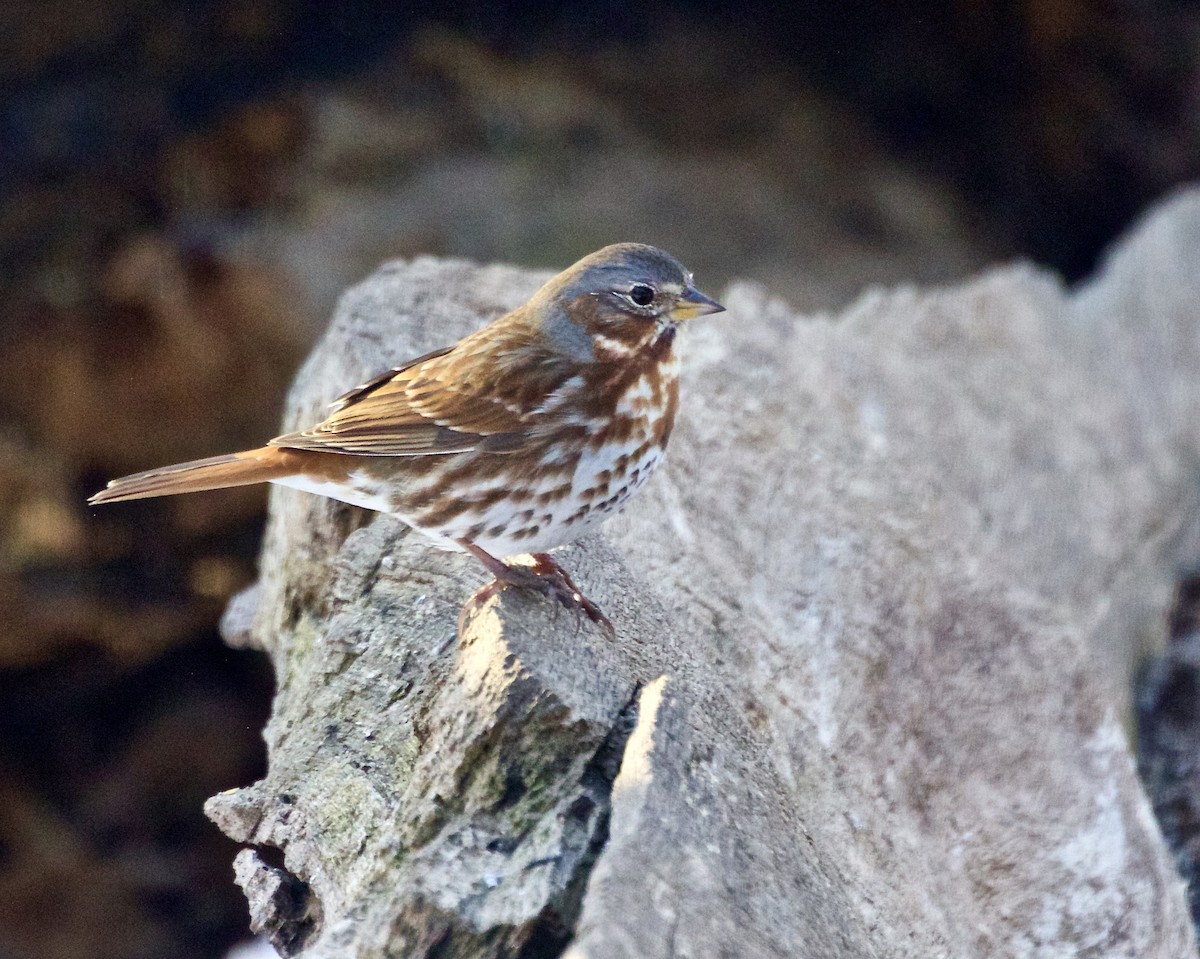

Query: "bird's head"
left=535, top=243, right=724, bottom=361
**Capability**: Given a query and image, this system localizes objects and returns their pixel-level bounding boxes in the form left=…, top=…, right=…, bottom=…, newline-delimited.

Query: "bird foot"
left=461, top=544, right=613, bottom=634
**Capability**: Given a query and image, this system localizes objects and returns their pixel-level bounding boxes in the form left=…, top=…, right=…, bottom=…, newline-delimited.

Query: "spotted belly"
left=372, top=423, right=666, bottom=558
left=272, top=356, right=679, bottom=559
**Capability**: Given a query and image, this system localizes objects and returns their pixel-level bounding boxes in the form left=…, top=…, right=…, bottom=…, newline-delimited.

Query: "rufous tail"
left=89, top=447, right=296, bottom=504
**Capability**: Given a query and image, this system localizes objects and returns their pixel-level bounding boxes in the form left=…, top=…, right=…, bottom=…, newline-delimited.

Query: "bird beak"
left=670, top=284, right=726, bottom=321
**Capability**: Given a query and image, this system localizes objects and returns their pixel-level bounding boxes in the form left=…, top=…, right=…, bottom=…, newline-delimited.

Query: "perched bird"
left=90, top=243, right=724, bottom=627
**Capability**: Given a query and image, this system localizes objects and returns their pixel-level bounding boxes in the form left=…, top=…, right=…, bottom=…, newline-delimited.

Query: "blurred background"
left=3, top=2, right=1200, bottom=957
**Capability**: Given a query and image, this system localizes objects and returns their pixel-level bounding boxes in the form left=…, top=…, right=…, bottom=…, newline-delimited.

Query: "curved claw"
left=458, top=542, right=614, bottom=635
left=528, top=553, right=613, bottom=632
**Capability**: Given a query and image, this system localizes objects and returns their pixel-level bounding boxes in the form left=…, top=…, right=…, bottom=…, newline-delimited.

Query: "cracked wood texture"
left=205, top=191, right=1200, bottom=958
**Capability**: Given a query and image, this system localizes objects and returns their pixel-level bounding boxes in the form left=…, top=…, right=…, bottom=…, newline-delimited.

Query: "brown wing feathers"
left=327, top=345, right=453, bottom=412
left=270, top=335, right=544, bottom=456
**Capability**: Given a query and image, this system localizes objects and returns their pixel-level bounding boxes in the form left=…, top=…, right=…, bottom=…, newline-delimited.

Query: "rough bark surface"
left=206, top=191, right=1200, bottom=958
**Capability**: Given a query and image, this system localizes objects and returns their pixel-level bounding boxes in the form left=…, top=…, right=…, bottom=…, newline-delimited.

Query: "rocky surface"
left=207, top=190, right=1200, bottom=956
left=2, top=17, right=998, bottom=958
left=1138, top=572, right=1200, bottom=931
left=9, top=6, right=1200, bottom=956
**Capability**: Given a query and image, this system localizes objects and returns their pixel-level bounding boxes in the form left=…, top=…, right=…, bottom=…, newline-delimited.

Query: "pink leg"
left=458, top=541, right=613, bottom=633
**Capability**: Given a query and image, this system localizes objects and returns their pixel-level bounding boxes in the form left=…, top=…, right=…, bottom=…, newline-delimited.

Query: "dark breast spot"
left=416, top=498, right=473, bottom=527
left=537, top=486, right=572, bottom=506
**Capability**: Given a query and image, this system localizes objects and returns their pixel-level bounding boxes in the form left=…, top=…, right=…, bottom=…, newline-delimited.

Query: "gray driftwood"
left=206, top=192, right=1200, bottom=958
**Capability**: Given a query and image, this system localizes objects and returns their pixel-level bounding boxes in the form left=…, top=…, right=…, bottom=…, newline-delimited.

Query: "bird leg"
left=528, top=552, right=613, bottom=629
left=459, top=541, right=612, bottom=632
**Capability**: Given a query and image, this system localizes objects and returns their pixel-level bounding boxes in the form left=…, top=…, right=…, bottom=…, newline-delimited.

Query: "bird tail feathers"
left=88, top=448, right=293, bottom=504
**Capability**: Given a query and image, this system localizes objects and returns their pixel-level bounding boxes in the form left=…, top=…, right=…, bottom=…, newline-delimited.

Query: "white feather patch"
left=271, top=473, right=394, bottom=512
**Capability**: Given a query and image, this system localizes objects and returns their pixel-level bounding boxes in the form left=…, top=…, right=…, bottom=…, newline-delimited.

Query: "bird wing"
left=269, top=330, right=560, bottom=456
left=325, top=345, right=454, bottom=413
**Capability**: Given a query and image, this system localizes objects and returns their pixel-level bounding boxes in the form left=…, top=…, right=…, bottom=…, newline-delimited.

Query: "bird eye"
left=628, top=284, right=655, bottom=307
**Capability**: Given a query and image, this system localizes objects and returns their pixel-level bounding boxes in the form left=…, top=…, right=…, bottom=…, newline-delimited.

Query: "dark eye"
left=628, top=284, right=655, bottom=307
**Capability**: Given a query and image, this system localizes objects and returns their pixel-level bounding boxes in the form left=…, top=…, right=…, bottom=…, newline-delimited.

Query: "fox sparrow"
left=90, top=243, right=724, bottom=627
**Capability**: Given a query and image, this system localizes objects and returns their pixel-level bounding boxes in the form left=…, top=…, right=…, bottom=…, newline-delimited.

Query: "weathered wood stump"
left=207, top=193, right=1200, bottom=957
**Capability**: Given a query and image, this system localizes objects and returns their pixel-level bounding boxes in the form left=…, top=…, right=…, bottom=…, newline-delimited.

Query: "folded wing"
left=270, top=328, right=566, bottom=456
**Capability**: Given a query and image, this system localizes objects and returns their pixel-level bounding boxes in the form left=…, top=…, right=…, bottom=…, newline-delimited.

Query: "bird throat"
left=648, top=323, right=676, bottom=360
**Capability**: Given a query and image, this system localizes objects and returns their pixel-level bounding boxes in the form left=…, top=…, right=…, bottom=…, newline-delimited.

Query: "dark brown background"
left=3, top=2, right=1199, bottom=957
